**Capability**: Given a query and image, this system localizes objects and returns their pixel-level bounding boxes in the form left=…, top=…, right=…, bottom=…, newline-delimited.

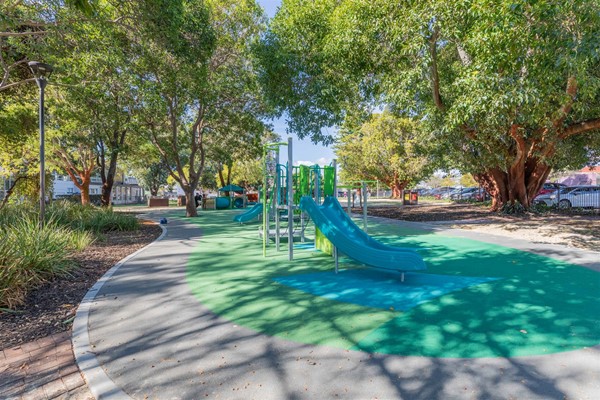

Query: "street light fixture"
left=28, top=61, right=53, bottom=228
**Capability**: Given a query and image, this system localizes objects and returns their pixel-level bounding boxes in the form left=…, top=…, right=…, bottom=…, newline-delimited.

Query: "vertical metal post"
left=332, top=160, right=337, bottom=199
left=315, top=166, right=320, bottom=204
left=287, top=137, right=293, bottom=261
left=300, top=212, right=305, bottom=243
left=376, top=180, right=379, bottom=199
left=275, top=151, right=280, bottom=252
left=332, top=159, right=338, bottom=272
left=363, top=180, right=368, bottom=233
left=37, top=79, right=47, bottom=229
left=334, top=247, right=339, bottom=274
left=262, top=147, right=268, bottom=257
left=347, top=188, right=351, bottom=215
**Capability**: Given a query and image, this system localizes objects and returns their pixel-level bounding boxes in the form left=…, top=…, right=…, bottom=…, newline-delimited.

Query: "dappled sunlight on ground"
left=183, top=209, right=600, bottom=359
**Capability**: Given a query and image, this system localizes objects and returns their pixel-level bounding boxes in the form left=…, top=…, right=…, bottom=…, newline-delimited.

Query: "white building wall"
left=52, top=175, right=80, bottom=198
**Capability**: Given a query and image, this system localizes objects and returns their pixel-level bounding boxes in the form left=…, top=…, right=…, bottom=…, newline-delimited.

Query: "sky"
left=256, top=0, right=336, bottom=167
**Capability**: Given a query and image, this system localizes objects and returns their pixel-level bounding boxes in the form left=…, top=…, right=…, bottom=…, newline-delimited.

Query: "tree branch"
left=553, top=76, right=577, bottom=130
left=562, top=118, right=600, bottom=138
left=0, top=77, right=36, bottom=91
left=0, top=31, right=46, bottom=37
left=429, top=26, right=445, bottom=112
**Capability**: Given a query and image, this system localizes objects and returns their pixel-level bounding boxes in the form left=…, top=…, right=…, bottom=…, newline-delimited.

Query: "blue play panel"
left=274, top=269, right=499, bottom=311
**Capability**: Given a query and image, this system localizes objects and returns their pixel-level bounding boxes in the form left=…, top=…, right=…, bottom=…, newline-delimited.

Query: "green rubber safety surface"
left=185, top=210, right=600, bottom=358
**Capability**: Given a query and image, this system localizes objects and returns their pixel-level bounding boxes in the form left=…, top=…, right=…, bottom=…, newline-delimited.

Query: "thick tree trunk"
left=183, top=186, right=198, bottom=217
left=475, top=160, right=550, bottom=212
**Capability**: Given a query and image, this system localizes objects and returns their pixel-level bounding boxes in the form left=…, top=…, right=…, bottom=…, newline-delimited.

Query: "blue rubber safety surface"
left=274, top=269, right=499, bottom=311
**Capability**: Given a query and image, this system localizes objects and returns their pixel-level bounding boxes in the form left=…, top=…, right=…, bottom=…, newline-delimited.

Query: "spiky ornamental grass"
left=0, top=201, right=139, bottom=309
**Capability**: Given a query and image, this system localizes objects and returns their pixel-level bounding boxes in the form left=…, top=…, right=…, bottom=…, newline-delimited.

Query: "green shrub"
left=0, top=201, right=138, bottom=309
left=79, top=208, right=139, bottom=233
left=46, top=201, right=139, bottom=233
left=0, top=219, right=93, bottom=309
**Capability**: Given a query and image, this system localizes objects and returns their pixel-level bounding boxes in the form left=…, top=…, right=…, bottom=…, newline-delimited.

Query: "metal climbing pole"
left=287, top=137, right=293, bottom=261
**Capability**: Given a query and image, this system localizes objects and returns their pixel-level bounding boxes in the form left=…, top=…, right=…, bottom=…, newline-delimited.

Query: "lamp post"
left=28, top=61, right=53, bottom=228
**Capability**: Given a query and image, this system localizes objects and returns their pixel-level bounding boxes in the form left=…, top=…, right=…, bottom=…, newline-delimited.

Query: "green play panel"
left=185, top=209, right=600, bottom=358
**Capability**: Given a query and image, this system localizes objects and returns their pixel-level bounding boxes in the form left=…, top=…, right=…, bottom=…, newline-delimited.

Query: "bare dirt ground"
left=363, top=199, right=600, bottom=252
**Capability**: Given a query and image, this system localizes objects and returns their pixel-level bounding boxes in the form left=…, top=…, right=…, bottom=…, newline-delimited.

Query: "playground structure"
left=238, top=137, right=425, bottom=277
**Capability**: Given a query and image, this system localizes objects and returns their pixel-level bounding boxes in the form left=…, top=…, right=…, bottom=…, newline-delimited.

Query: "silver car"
left=535, top=186, right=600, bottom=208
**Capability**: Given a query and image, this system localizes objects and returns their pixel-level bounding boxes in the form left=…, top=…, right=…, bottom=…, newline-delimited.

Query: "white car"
left=536, top=186, right=600, bottom=208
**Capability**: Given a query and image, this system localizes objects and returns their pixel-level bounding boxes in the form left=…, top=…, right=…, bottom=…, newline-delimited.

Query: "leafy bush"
left=0, top=219, right=92, bottom=309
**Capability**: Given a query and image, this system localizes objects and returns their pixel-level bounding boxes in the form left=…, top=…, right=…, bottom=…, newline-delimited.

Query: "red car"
left=537, top=182, right=566, bottom=197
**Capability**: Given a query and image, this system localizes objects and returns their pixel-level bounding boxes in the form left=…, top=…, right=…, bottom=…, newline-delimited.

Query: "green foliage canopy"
left=336, top=112, right=432, bottom=197
left=258, top=0, right=600, bottom=209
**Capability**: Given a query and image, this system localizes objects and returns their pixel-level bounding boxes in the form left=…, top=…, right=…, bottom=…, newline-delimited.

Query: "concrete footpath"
left=74, top=212, right=600, bottom=400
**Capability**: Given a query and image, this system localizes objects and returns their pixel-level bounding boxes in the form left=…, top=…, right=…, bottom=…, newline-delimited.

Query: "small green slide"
left=233, top=203, right=263, bottom=223
left=299, top=196, right=426, bottom=273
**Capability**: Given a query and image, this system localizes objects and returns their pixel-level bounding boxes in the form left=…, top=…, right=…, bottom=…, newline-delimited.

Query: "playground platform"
left=73, top=209, right=600, bottom=400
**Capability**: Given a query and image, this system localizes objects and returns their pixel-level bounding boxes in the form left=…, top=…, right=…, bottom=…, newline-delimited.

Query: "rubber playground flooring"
left=184, top=210, right=600, bottom=359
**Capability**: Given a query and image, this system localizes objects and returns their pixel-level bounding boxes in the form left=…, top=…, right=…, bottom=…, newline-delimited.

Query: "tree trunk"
left=80, top=181, right=91, bottom=206
left=183, top=186, right=198, bottom=217
left=99, top=143, right=119, bottom=207
left=475, top=160, right=550, bottom=212
left=218, top=169, right=226, bottom=187
left=0, top=175, right=26, bottom=210
left=388, top=173, right=407, bottom=199
left=226, top=162, right=232, bottom=186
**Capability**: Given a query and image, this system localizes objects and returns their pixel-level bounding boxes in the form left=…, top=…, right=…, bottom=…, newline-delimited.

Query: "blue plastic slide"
left=299, top=196, right=426, bottom=273
left=233, top=203, right=263, bottom=223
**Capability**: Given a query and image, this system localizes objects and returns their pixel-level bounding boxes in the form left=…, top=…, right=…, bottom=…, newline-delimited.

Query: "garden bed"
left=0, top=221, right=162, bottom=350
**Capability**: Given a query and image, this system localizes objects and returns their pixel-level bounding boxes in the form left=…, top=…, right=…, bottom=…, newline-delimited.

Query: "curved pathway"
left=74, top=211, right=600, bottom=400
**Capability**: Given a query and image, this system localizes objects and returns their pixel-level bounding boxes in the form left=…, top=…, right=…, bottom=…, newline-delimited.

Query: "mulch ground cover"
left=359, top=202, right=499, bottom=222
left=0, top=221, right=162, bottom=350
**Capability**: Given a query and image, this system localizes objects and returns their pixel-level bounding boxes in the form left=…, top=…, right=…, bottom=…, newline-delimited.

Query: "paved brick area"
left=0, top=332, right=94, bottom=400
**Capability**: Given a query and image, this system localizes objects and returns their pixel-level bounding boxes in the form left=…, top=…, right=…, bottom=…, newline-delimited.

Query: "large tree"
left=258, top=0, right=600, bottom=210
left=2, top=1, right=139, bottom=207
left=336, top=112, right=432, bottom=198
left=136, top=0, right=267, bottom=216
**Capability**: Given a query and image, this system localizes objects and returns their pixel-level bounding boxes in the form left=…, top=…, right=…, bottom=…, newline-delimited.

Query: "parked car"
left=429, top=187, right=455, bottom=199
left=536, top=182, right=567, bottom=197
left=555, top=186, right=600, bottom=208
left=534, top=185, right=600, bottom=208
left=534, top=186, right=575, bottom=206
left=449, top=187, right=478, bottom=200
